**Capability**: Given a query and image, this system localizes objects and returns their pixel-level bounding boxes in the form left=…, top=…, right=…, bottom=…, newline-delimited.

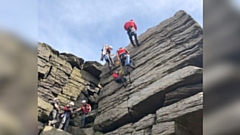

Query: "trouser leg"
left=134, top=33, right=140, bottom=46
left=129, top=35, right=135, bottom=46
left=51, top=110, right=58, bottom=127
left=58, top=114, right=66, bottom=130
left=82, top=114, right=86, bottom=127
left=63, top=117, right=70, bottom=131
left=109, top=56, right=114, bottom=66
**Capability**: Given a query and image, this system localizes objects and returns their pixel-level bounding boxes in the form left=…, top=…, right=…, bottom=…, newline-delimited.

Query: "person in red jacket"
left=112, top=71, right=127, bottom=86
left=117, top=47, right=129, bottom=67
left=75, top=100, right=92, bottom=127
left=116, top=47, right=135, bottom=74
left=124, top=19, right=140, bottom=47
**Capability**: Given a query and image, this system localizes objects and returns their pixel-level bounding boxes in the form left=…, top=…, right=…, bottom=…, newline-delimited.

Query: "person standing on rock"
left=48, top=98, right=61, bottom=127
left=58, top=101, right=74, bottom=131
left=112, top=71, right=127, bottom=86
left=124, top=19, right=140, bottom=47
left=75, top=100, right=92, bottom=128
left=101, top=45, right=115, bottom=70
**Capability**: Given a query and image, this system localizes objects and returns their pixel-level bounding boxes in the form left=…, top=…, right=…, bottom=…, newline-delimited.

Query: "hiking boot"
left=137, top=43, right=140, bottom=47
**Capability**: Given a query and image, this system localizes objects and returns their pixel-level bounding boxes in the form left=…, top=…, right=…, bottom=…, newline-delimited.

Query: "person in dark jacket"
left=48, top=98, right=60, bottom=127
left=58, top=102, right=74, bottom=131
left=124, top=19, right=140, bottom=47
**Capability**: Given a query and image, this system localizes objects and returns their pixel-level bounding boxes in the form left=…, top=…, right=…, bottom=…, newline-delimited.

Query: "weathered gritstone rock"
left=68, top=127, right=95, bottom=135
left=163, top=83, right=202, bottom=106
left=105, top=114, right=155, bottom=135
left=40, top=126, right=72, bottom=135
left=38, top=43, right=102, bottom=129
left=156, top=92, right=203, bottom=135
left=60, top=53, right=84, bottom=69
left=38, top=10, right=202, bottom=135
left=156, top=92, right=203, bottom=123
left=152, top=121, right=192, bottom=135
left=81, top=70, right=100, bottom=86
left=97, top=14, right=202, bottom=114
left=94, top=10, right=202, bottom=134
left=38, top=97, right=53, bottom=122
left=99, top=10, right=202, bottom=87
left=83, top=61, right=102, bottom=79
left=38, top=121, right=44, bottom=134
left=94, top=66, right=202, bottom=132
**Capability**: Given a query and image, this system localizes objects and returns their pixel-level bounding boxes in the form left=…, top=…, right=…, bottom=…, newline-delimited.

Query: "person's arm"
left=75, top=107, right=82, bottom=112
left=134, top=22, right=137, bottom=30
left=117, top=51, right=120, bottom=61
left=88, top=105, right=92, bottom=112
left=54, top=104, right=60, bottom=111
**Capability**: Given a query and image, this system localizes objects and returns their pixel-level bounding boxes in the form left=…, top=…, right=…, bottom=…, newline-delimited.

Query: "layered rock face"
left=94, top=10, right=203, bottom=135
left=38, top=42, right=102, bottom=134
left=38, top=10, right=202, bottom=135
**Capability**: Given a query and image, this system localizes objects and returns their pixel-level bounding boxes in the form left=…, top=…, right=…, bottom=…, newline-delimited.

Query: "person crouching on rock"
left=58, top=101, right=74, bottom=131
left=112, top=71, right=127, bottom=86
left=75, top=100, right=92, bottom=128
left=48, top=98, right=60, bottom=127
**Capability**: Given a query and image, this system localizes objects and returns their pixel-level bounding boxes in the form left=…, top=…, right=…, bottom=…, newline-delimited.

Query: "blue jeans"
left=115, top=77, right=126, bottom=84
left=82, top=114, right=86, bottom=127
left=120, top=53, right=130, bottom=66
left=58, top=113, right=70, bottom=131
left=127, top=27, right=140, bottom=46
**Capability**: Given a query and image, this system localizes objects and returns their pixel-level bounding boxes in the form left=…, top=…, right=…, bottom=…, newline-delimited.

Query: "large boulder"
left=80, top=70, right=100, bottom=86
left=60, top=53, right=84, bottom=69
left=38, top=121, right=44, bottom=134
left=151, top=121, right=192, bottom=135
left=40, top=126, right=72, bottom=135
left=38, top=97, right=53, bottom=122
left=68, top=127, right=95, bottom=135
left=94, top=66, right=202, bottom=132
left=83, top=61, right=102, bottom=79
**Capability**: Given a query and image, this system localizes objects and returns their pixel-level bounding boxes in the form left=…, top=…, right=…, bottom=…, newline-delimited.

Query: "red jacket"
left=112, top=72, right=120, bottom=79
left=80, top=104, right=91, bottom=114
left=124, top=20, right=137, bottom=31
left=117, top=48, right=127, bottom=56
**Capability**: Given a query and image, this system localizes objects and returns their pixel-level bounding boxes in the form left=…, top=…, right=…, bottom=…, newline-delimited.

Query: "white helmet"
left=109, top=46, right=113, bottom=49
left=82, top=100, right=86, bottom=103
left=70, top=101, right=74, bottom=106
left=54, top=98, right=59, bottom=101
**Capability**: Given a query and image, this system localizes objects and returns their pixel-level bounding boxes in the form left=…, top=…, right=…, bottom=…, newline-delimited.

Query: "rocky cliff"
left=38, top=42, right=102, bottom=134
left=38, top=10, right=202, bottom=135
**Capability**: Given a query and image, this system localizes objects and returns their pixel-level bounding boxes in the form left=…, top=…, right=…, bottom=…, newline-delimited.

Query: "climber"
left=116, top=47, right=135, bottom=74
left=124, top=19, right=140, bottom=47
left=112, top=71, right=127, bottom=86
left=101, top=44, right=115, bottom=70
left=75, top=100, right=92, bottom=128
left=58, top=101, right=74, bottom=131
left=48, top=98, right=61, bottom=127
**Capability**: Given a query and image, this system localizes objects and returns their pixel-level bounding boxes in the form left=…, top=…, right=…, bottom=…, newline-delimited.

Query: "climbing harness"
left=115, top=60, right=125, bottom=75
